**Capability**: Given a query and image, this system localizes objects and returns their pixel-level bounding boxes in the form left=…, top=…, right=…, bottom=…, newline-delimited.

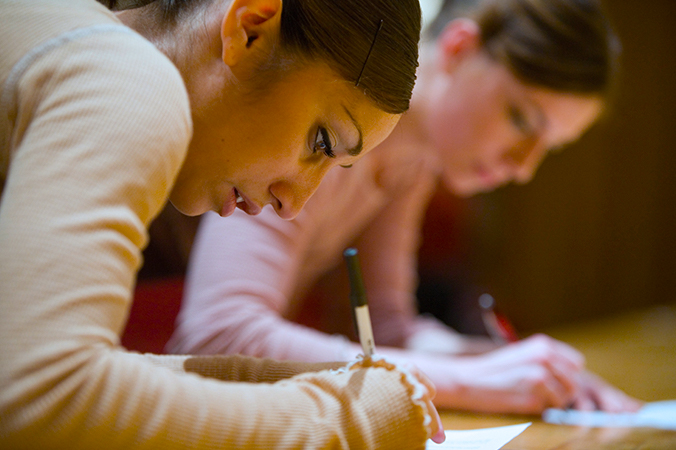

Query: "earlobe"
left=221, top=0, right=282, bottom=68
left=437, top=18, right=481, bottom=72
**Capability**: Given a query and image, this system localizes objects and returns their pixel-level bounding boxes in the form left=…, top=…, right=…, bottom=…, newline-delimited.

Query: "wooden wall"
left=418, top=1, right=676, bottom=333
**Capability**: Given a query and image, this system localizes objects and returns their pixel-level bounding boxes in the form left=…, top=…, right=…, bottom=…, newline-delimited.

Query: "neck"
left=116, top=2, right=233, bottom=95
left=116, top=3, right=172, bottom=51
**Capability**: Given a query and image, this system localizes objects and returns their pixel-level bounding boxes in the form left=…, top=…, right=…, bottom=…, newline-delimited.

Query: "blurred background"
left=416, top=0, right=676, bottom=335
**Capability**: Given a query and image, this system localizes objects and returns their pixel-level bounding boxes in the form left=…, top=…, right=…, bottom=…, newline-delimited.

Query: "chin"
left=168, top=191, right=210, bottom=217
left=443, top=177, right=478, bottom=198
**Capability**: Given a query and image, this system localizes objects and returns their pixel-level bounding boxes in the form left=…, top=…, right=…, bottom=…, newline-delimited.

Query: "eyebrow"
left=343, top=105, right=363, bottom=157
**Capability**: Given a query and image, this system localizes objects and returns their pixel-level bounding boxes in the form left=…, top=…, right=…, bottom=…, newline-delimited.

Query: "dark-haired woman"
left=0, top=0, right=445, bottom=448
left=170, top=0, right=644, bottom=416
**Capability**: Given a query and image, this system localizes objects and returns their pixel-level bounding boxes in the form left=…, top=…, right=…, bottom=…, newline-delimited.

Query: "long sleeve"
left=0, top=2, right=431, bottom=448
left=168, top=208, right=358, bottom=361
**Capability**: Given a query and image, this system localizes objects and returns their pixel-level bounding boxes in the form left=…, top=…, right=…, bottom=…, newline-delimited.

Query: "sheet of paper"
left=543, top=400, right=676, bottom=430
left=426, top=422, right=531, bottom=450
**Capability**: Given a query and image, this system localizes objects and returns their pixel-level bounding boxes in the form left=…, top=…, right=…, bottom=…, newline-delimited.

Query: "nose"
left=269, top=170, right=327, bottom=220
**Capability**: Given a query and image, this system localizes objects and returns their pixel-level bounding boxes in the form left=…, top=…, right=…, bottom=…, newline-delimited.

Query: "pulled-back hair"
left=426, top=0, right=620, bottom=96
left=99, top=0, right=421, bottom=114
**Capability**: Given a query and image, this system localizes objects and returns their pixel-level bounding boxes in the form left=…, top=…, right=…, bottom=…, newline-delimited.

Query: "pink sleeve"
left=166, top=209, right=355, bottom=361
left=353, top=166, right=439, bottom=347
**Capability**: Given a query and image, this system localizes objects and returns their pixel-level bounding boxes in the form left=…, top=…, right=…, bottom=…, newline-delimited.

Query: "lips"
left=235, top=189, right=262, bottom=215
left=220, top=188, right=238, bottom=217
left=220, top=187, right=262, bottom=217
left=474, top=163, right=501, bottom=188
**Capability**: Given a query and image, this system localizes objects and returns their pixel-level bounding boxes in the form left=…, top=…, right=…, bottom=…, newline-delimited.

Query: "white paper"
left=426, top=422, right=531, bottom=450
left=543, top=400, right=676, bottom=430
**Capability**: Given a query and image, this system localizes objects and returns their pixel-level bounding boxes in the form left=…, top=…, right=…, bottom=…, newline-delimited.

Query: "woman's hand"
left=351, top=357, right=445, bottom=443
left=434, top=334, right=587, bottom=414
left=571, top=371, right=643, bottom=412
left=406, top=364, right=446, bottom=443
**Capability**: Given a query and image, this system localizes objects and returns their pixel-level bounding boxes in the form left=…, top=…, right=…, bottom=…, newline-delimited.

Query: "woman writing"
left=169, top=0, right=643, bottom=415
left=0, top=0, right=445, bottom=448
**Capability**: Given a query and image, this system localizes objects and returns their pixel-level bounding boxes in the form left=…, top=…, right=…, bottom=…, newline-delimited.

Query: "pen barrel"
left=344, top=249, right=367, bottom=308
left=343, top=247, right=376, bottom=356
left=479, top=293, right=519, bottom=344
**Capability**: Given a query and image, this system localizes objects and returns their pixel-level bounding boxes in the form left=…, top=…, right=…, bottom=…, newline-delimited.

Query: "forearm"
left=406, top=315, right=497, bottom=355
left=2, top=347, right=431, bottom=449
left=163, top=353, right=346, bottom=382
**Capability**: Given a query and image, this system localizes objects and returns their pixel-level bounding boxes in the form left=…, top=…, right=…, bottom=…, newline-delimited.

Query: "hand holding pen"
left=477, top=293, right=641, bottom=412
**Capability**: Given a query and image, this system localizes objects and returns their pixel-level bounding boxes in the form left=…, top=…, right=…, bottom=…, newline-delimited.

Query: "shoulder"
left=26, top=24, right=191, bottom=167
left=368, top=130, right=439, bottom=194
left=6, top=21, right=192, bottom=224
left=4, top=0, right=193, bottom=167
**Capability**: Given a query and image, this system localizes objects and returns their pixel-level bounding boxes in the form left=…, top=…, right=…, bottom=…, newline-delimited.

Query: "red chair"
left=120, top=276, right=185, bottom=354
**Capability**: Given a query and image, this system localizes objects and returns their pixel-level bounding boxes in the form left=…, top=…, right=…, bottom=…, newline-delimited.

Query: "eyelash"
left=508, top=105, right=532, bottom=136
left=313, top=127, right=335, bottom=158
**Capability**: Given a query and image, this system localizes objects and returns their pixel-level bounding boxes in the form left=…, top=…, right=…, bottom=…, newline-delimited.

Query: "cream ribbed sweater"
left=0, top=1, right=430, bottom=448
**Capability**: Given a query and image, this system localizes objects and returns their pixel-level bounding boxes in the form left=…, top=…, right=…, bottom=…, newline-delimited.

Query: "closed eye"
left=508, top=104, right=533, bottom=136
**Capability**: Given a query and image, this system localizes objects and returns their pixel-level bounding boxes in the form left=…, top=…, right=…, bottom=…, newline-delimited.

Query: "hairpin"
left=356, top=19, right=384, bottom=87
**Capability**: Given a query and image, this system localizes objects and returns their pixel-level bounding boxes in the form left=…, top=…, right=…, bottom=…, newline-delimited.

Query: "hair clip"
left=355, top=19, right=384, bottom=87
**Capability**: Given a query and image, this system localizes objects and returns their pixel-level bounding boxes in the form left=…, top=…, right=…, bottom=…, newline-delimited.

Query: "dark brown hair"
left=99, top=0, right=421, bottom=114
left=427, top=0, right=621, bottom=96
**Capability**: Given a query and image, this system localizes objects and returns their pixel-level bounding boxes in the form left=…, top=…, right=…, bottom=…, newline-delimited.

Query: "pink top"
left=167, top=131, right=466, bottom=361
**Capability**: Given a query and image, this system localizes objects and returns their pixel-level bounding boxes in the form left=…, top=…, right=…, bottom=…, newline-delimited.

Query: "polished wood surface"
left=546, top=303, right=676, bottom=403
left=439, top=304, right=676, bottom=448
left=439, top=411, right=676, bottom=449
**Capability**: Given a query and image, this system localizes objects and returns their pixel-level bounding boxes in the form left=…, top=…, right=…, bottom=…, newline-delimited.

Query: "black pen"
left=343, top=247, right=376, bottom=357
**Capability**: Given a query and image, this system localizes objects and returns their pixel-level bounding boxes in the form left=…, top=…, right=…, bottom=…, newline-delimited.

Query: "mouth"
left=233, top=188, right=262, bottom=216
left=474, top=163, right=502, bottom=188
left=220, top=187, right=263, bottom=217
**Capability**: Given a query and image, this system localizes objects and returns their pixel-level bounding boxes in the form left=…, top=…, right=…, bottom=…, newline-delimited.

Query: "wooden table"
left=439, top=411, right=676, bottom=449
left=440, top=303, right=676, bottom=448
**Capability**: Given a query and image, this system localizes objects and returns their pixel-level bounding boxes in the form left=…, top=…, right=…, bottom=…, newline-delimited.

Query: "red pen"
left=478, top=293, right=519, bottom=345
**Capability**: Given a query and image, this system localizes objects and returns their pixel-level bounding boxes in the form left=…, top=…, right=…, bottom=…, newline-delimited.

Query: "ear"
left=221, top=0, right=282, bottom=67
left=436, top=18, right=481, bottom=73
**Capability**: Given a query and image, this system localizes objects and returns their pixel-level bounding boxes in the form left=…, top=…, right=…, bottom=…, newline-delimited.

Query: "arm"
left=0, top=21, right=435, bottom=449
left=167, top=208, right=361, bottom=361
left=376, top=333, right=641, bottom=414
